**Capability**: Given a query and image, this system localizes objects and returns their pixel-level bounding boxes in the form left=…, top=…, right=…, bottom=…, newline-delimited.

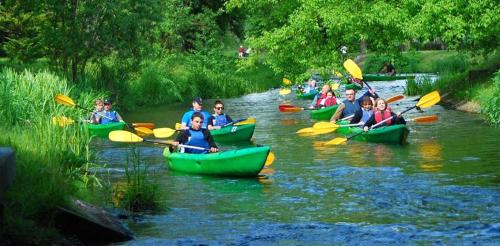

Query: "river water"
left=94, top=79, right=500, bottom=245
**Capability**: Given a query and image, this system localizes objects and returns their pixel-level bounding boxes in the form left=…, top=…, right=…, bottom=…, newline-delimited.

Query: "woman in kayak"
left=363, top=98, right=405, bottom=131
left=208, top=100, right=233, bottom=130
left=172, top=112, right=218, bottom=154
left=309, top=84, right=331, bottom=108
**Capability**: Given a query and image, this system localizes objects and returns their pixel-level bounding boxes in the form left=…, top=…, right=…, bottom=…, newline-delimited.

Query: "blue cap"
left=193, top=97, right=203, bottom=105
left=104, top=98, right=112, bottom=104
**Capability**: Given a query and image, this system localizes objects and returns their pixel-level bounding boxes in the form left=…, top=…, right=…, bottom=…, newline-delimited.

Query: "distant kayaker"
left=318, top=90, right=337, bottom=108
left=363, top=98, right=406, bottom=131
left=309, top=84, right=332, bottom=109
left=302, top=79, right=317, bottom=94
left=100, top=98, right=124, bottom=124
left=380, top=62, right=396, bottom=76
left=181, top=97, right=212, bottom=130
left=88, top=98, right=104, bottom=124
left=172, top=112, right=218, bottom=154
left=208, top=100, right=233, bottom=130
left=330, top=88, right=378, bottom=124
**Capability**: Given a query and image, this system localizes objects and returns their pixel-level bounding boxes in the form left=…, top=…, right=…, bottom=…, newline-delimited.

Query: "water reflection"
left=418, top=140, right=443, bottom=172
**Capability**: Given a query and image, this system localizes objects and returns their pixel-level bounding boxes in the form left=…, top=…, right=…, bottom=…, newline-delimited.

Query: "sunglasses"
left=215, top=107, right=224, bottom=110
left=345, top=93, right=354, bottom=96
left=193, top=120, right=203, bottom=123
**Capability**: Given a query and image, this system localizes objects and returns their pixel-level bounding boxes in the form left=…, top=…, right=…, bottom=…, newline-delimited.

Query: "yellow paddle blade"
left=109, top=130, right=144, bottom=143
left=279, top=88, right=291, bottom=95
left=234, top=118, right=256, bottom=125
left=265, top=151, right=275, bottom=166
left=52, top=116, right=75, bottom=127
left=313, top=121, right=339, bottom=130
left=153, top=128, right=177, bottom=138
left=54, top=94, right=76, bottom=107
left=283, top=78, right=292, bottom=85
left=417, top=91, right=440, bottom=108
left=325, top=137, right=348, bottom=145
left=175, top=123, right=182, bottom=130
left=132, top=122, right=156, bottom=129
left=312, top=128, right=336, bottom=135
left=331, top=83, right=340, bottom=90
left=296, top=127, right=314, bottom=134
left=343, top=59, right=363, bottom=80
left=412, top=115, right=438, bottom=123
left=386, top=95, right=405, bottom=104
left=135, top=127, right=153, bottom=136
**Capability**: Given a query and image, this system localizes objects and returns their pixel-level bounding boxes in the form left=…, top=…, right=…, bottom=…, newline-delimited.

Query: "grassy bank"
left=0, top=69, right=97, bottom=243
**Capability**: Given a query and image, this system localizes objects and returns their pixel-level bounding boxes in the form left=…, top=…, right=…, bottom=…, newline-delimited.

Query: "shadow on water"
left=90, top=80, right=500, bottom=244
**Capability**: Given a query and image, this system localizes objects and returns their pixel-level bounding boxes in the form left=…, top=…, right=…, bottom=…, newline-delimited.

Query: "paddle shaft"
left=142, top=138, right=207, bottom=150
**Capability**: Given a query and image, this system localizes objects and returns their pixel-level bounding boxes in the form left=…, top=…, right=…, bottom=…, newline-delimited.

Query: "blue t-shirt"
left=181, top=109, right=212, bottom=129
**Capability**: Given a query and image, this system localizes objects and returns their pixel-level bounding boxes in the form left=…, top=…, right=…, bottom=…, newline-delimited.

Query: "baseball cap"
left=104, top=98, right=112, bottom=104
left=193, top=97, right=203, bottom=105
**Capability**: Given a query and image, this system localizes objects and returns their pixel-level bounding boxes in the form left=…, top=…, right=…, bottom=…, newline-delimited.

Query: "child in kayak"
left=172, top=112, right=218, bottom=154
left=309, top=84, right=331, bottom=108
left=318, top=90, right=337, bottom=108
left=88, top=98, right=104, bottom=124
left=363, top=98, right=405, bottom=131
left=208, top=100, right=233, bottom=130
left=352, top=96, right=374, bottom=127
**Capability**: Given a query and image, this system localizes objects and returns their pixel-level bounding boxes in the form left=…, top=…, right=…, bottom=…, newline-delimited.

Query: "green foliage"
left=0, top=69, right=100, bottom=241
left=405, top=76, right=435, bottom=96
left=480, top=70, right=500, bottom=127
left=116, top=148, right=163, bottom=212
left=431, top=54, right=469, bottom=75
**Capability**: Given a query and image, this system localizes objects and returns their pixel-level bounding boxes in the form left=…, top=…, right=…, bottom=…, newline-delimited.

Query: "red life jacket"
left=316, top=93, right=327, bottom=107
left=374, top=110, right=392, bottom=125
left=320, top=97, right=337, bottom=107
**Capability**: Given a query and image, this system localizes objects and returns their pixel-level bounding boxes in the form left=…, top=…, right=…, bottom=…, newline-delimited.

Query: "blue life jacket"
left=213, top=114, right=229, bottom=126
left=359, top=109, right=373, bottom=127
left=342, top=99, right=361, bottom=119
left=100, top=111, right=119, bottom=124
left=185, top=129, right=210, bottom=154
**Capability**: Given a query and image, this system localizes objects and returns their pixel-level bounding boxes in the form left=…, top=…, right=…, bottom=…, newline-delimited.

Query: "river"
left=92, top=79, right=500, bottom=245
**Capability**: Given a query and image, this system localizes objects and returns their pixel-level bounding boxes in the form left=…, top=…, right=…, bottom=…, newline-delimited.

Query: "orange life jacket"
left=374, top=110, right=392, bottom=125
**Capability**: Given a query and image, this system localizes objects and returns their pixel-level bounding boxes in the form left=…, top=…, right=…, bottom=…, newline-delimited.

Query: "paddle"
left=52, top=116, right=75, bottom=127
left=109, top=130, right=276, bottom=165
left=325, top=91, right=441, bottom=145
left=278, top=104, right=317, bottom=112
left=109, top=130, right=207, bottom=150
left=296, top=114, right=355, bottom=135
left=279, top=88, right=292, bottom=95
left=54, top=94, right=156, bottom=129
left=409, top=115, right=438, bottom=123
left=386, top=95, right=405, bottom=104
left=343, top=59, right=373, bottom=91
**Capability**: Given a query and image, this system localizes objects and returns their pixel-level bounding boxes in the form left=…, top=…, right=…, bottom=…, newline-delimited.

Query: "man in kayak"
left=180, top=97, right=212, bottom=130
left=330, top=88, right=377, bottom=124
left=363, top=98, right=406, bottom=131
left=100, top=98, right=124, bottom=124
left=88, top=98, right=104, bottom=124
left=208, top=100, right=233, bottom=130
left=172, top=112, right=218, bottom=154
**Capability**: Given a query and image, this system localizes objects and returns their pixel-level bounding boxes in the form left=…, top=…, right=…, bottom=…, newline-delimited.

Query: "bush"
left=480, top=70, right=500, bottom=127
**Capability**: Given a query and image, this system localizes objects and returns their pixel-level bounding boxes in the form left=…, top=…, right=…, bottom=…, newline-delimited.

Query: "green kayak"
left=296, top=90, right=318, bottom=99
left=85, top=122, right=126, bottom=138
left=164, top=145, right=270, bottom=177
left=363, top=74, right=415, bottom=81
left=338, top=124, right=409, bottom=144
left=210, top=123, right=255, bottom=143
left=310, top=105, right=339, bottom=120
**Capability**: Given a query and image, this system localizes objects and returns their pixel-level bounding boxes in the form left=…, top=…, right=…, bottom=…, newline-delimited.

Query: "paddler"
left=330, top=88, right=378, bottom=124
left=180, top=97, right=212, bottom=130
left=363, top=98, right=406, bottom=131
left=208, top=100, right=233, bottom=130
left=172, top=112, right=218, bottom=153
